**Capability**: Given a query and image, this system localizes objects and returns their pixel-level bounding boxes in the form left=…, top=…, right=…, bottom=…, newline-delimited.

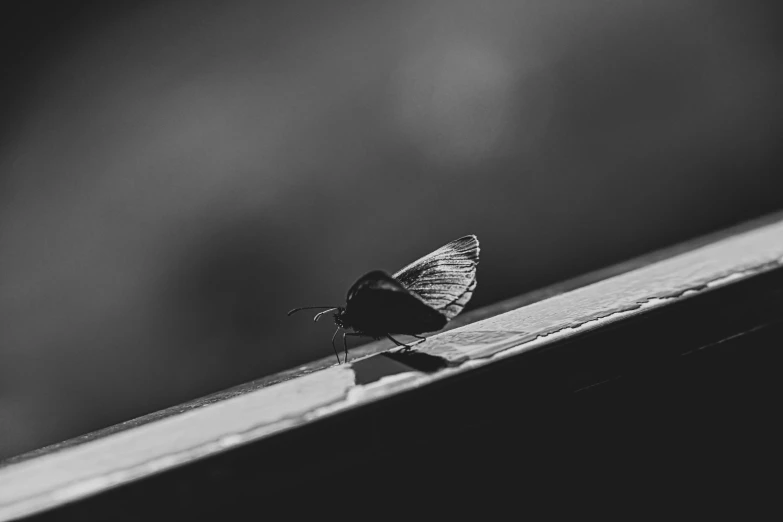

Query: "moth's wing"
left=346, top=270, right=407, bottom=302
left=393, top=235, right=479, bottom=320
left=345, top=270, right=448, bottom=335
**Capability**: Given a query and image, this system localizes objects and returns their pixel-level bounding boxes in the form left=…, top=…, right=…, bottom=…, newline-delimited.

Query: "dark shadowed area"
left=1, top=0, right=782, bottom=459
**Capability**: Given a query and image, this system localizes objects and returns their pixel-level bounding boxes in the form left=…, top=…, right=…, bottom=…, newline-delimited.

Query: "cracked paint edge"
left=2, top=219, right=783, bottom=521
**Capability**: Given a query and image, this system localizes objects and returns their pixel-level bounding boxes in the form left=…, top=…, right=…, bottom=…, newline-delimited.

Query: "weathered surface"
left=418, top=216, right=783, bottom=362
left=1, top=212, right=782, bottom=521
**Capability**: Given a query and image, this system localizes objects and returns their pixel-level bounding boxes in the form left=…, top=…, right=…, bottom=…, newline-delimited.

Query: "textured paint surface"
left=0, top=367, right=357, bottom=520
left=418, top=219, right=783, bottom=361
left=2, top=216, right=783, bottom=521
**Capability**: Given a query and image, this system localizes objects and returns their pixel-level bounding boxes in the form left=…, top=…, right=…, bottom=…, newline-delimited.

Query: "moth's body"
left=333, top=270, right=449, bottom=337
left=289, top=235, right=479, bottom=363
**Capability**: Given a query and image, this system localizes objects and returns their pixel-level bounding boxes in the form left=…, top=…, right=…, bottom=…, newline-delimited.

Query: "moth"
left=288, top=235, right=479, bottom=364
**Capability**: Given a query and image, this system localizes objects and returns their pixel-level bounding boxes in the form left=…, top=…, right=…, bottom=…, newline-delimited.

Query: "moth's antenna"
left=287, top=306, right=340, bottom=316
left=330, top=328, right=341, bottom=364
left=313, top=308, right=338, bottom=322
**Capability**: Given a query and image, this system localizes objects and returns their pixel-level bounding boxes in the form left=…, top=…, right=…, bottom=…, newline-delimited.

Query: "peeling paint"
left=410, top=330, right=535, bottom=362
left=2, top=218, right=783, bottom=522
left=0, top=367, right=356, bottom=520
left=308, top=371, right=426, bottom=419
left=411, top=231, right=783, bottom=364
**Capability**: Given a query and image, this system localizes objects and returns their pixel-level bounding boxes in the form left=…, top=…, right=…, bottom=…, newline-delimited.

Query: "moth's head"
left=332, top=307, right=348, bottom=328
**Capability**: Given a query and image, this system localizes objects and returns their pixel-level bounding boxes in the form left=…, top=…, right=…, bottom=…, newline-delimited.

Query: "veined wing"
left=392, top=235, right=479, bottom=320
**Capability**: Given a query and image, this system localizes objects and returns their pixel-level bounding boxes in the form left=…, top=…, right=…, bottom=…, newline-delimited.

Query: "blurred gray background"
left=1, top=0, right=782, bottom=460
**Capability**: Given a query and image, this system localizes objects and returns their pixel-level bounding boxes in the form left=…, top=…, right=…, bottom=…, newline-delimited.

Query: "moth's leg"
left=330, top=328, right=341, bottom=364
left=394, top=334, right=427, bottom=347
left=387, top=334, right=417, bottom=351
left=386, top=334, right=406, bottom=347
left=342, top=332, right=370, bottom=363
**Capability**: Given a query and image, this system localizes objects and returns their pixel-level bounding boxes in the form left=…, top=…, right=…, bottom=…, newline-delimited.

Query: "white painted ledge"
left=2, top=213, right=783, bottom=521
